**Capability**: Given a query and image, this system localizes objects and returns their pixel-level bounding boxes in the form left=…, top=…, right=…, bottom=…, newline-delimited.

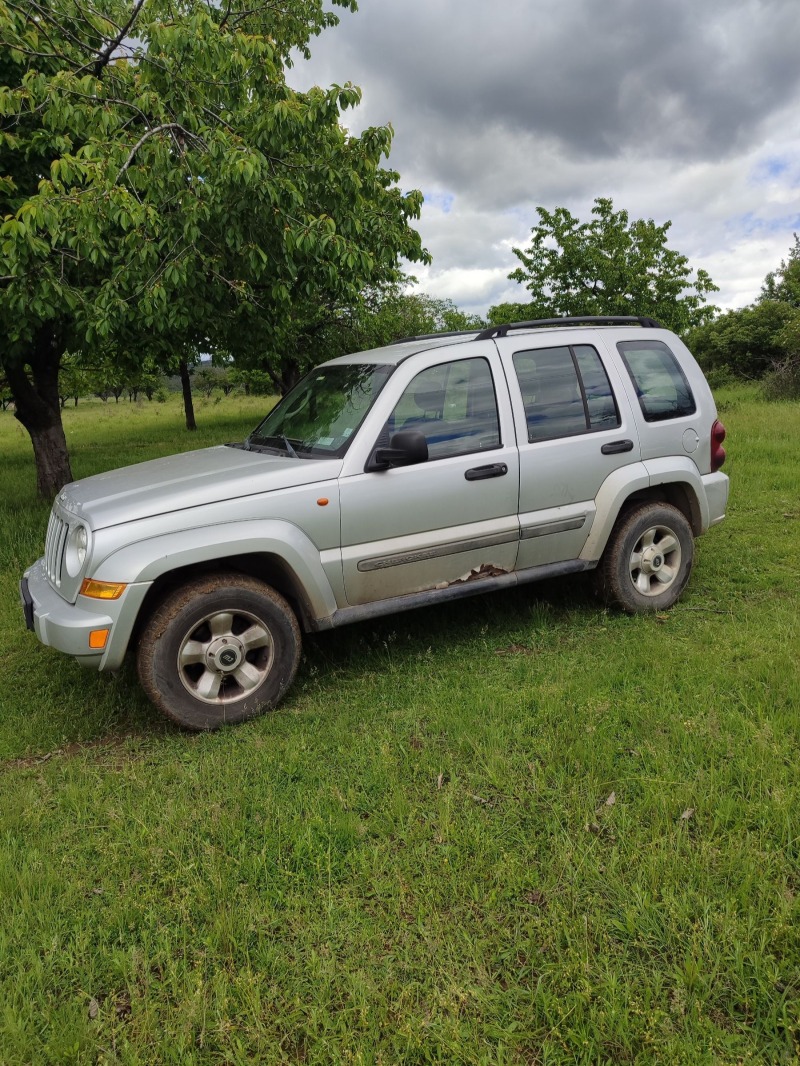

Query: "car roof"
left=321, top=317, right=672, bottom=369
left=322, top=333, right=482, bottom=368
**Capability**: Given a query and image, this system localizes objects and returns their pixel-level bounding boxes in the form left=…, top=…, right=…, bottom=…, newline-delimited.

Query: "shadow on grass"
left=301, top=572, right=601, bottom=685
left=2, top=572, right=602, bottom=762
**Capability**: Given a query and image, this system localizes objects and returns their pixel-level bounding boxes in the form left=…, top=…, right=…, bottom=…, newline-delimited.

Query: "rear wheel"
left=137, top=573, right=301, bottom=730
left=597, top=502, right=694, bottom=613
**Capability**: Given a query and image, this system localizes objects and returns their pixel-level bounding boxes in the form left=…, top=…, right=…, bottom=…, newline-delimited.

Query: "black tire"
left=597, top=502, right=694, bottom=614
left=137, top=573, right=301, bottom=731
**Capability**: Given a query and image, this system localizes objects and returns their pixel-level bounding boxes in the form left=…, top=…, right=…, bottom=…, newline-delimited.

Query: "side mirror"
left=366, top=429, right=428, bottom=472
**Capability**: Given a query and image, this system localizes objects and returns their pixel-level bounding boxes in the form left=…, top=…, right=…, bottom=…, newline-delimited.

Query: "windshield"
left=248, top=363, right=393, bottom=458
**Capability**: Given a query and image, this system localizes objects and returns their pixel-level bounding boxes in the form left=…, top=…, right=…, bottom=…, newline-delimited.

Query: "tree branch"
left=91, top=0, right=148, bottom=76
left=115, top=123, right=206, bottom=182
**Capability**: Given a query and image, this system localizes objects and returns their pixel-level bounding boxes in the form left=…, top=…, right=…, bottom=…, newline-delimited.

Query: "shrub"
left=762, top=356, right=800, bottom=401
left=703, top=365, right=736, bottom=390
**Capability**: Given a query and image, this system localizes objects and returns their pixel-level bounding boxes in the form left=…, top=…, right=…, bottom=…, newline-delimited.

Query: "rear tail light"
left=710, top=419, right=727, bottom=472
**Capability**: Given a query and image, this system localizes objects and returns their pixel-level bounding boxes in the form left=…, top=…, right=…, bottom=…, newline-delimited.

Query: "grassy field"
left=1, top=388, right=799, bottom=1064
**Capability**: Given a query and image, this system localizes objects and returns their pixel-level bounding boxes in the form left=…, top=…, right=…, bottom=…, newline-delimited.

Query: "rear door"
left=338, top=342, right=520, bottom=605
left=495, top=333, right=642, bottom=568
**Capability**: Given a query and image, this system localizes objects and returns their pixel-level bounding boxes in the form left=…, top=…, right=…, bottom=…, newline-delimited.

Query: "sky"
left=287, top=0, right=800, bottom=318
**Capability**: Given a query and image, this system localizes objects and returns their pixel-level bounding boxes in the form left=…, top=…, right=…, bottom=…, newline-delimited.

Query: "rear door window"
left=512, top=344, right=620, bottom=441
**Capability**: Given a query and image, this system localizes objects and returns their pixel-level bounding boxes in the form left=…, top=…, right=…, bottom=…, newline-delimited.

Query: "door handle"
left=465, top=463, right=508, bottom=481
left=601, top=439, right=634, bottom=455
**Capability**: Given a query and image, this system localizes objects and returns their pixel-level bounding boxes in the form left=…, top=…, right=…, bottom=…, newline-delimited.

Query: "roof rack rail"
left=474, top=315, right=664, bottom=341
left=388, top=329, right=481, bottom=345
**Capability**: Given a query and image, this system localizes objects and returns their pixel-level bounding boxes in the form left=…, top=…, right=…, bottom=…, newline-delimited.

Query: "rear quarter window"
left=617, top=340, right=696, bottom=422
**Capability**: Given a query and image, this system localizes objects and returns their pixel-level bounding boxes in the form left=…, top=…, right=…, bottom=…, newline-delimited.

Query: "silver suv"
left=21, top=316, right=729, bottom=730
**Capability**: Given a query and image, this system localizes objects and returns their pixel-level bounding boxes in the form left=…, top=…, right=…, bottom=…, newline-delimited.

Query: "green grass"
left=1, top=388, right=800, bottom=1064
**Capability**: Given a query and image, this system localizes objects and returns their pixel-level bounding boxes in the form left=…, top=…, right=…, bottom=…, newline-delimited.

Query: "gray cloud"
left=315, top=0, right=800, bottom=161
left=290, top=0, right=800, bottom=313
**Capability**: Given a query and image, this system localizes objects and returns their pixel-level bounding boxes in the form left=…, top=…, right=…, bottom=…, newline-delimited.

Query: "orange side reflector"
left=89, top=629, right=109, bottom=650
left=317, top=498, right=329, bottom=506
left=80, top=579, right=127, bottom=600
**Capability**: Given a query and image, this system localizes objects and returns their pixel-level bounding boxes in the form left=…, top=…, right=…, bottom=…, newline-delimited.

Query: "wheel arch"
left=617, top=482, right=702, bottom=536
left=92, top=521, right=340, bottom=666
left=581, top=462, right=706, bottom=563
left=131, top=551, right=318, bottom=650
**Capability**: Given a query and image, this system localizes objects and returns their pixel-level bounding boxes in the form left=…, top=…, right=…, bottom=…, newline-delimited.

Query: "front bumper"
left=21, top=559, right=150, bottom=671
left=20, top=575, right=34, bottom=632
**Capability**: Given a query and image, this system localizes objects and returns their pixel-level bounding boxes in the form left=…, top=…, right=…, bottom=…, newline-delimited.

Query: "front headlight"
left=65, top=523, right=91, bottom=577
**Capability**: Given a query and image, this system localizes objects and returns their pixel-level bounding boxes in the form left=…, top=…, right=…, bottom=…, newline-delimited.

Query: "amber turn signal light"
left=80, top=578, right=127, bottom=600
left=89, top=629, right=109, bottom=650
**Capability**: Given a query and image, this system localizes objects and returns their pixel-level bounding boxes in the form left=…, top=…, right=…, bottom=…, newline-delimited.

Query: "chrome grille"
left=44, top=510, right=69, bottom=588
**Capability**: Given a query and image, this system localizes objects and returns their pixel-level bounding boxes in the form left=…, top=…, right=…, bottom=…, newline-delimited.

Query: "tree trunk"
left=27, top=418, right=73, bottom=500
left=5, top=328, right=73, bottom=499
left=271, top=356, right=302, bottom=397
left=179, top=360, right=197, bottom=430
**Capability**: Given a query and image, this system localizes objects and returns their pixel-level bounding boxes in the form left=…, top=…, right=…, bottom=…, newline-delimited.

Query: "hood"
left=57, top=445, right=343, bottom=528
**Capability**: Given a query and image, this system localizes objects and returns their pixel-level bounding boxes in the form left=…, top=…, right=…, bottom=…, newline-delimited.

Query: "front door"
left=339, top=346, right=520, bottom=606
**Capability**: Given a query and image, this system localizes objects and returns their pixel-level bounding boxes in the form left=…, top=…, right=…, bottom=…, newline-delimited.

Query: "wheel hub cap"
left=177, top=608, right=274, bottom=705
left=641, top=546, right=664, bottom=574
left=207, top=636, right=244, bottom=673
left=629, top=524, right=682, bottom=598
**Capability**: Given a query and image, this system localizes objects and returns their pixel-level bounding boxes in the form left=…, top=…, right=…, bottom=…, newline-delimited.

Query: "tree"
left=685, top=300, right=798, bottom=380
left=126, top=365, right=166, bottom=403
left=193, top=367, right=223, bottom=399
left=58, top=355, right=90, bottom=407
left=496, top=197, right=718, bottom=333
left=761, top=234, right=800, bottom=307
left=0, top=0, right=428, bottom=497
left=336, top=287, right=484, bottom=354
left=684, top=235, right=800, bottom=382
left=485, top=300, right=541, bottom=328
left=361, top=290, right=485, bottom=343
left=226, top=285, right=483, bottom=398
left=228, top=365, right=274, bottom=397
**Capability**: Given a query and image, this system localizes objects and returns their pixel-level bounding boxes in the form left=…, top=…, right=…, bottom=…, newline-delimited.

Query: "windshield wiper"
left=247, top=434, right=303, bottom=457
left=279, top=434, right=299, bottom=459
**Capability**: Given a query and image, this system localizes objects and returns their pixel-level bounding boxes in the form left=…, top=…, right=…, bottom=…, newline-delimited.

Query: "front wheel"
left=597, top=502, right=694, bottom=613
left=137, top=573, right=301, bottom=730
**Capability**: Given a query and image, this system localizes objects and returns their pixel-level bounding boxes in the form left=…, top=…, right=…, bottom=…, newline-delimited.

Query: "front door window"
left=385, top=357, right=501, bottom=459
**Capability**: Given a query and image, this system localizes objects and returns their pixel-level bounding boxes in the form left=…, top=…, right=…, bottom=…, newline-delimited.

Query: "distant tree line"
left=684, top=235, right=800, bottom=398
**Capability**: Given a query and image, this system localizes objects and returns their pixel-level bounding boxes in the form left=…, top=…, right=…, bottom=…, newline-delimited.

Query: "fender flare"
left=93, top=519, right=340, bottom=622
left=579, top=459, right=706, bottom=563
